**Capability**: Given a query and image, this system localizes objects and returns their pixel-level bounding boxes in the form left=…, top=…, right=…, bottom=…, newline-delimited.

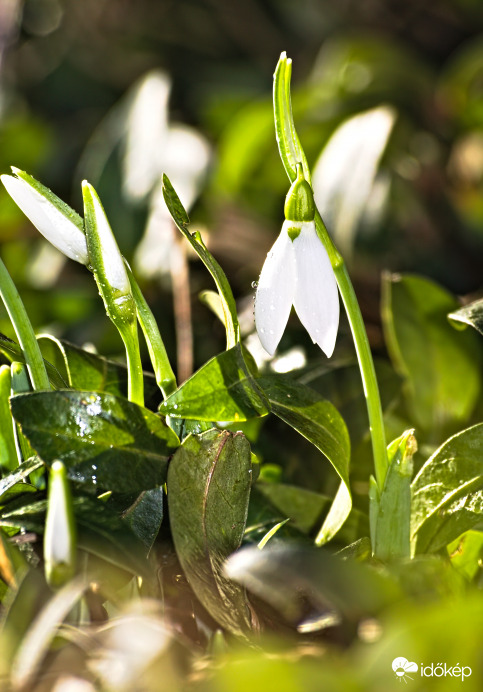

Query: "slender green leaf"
left=10, top=391, right=179, bottom=493
left=0, top=365, right=17, bottom=471
left=273, top=52, right=311, bottom=185
left=371, top=430, right=416, bottom=560
left=162, top=174, right=239, bottom=348
left=411, top=423, right=483, bottom=554
left=0, top=334, right=67, bottom=389
left=168, top=429, right=255, bottom=637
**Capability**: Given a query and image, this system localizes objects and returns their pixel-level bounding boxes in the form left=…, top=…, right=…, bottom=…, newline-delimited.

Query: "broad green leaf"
left=382, top=274, right=481, bottom=432
left=38, top=335, right=161, bottom=408
left=370, top=429, right=416, bottom=560
left=162, top=350, right=351, bottom=539
left=0, top=334, right=67, bottom=389
left=0, top=365, right=17, bottom=471
left=160, top=344, right=269, bottom=422
left=10, top=391, right=179, bottom=494
left=258, top=375, right=351, bottom=528
left=411, top=423, right=483, bottom=554
left=0, top=494, right=151, bottom=577
left=168, top=429, right=255, bottom=637
left=448, top=297, right=483, bottom=336
left=162, top=174, right=239, bottom=349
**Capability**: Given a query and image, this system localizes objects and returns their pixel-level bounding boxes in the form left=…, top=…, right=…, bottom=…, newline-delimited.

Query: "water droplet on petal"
left=251, top=281, right=258, bottom=289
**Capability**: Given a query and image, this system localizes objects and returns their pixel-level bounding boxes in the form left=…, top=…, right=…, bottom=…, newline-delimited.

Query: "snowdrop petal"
left=1, top=173, right=88, bottom=264
left=293, top=222, right=339, bottom=357
left=255, top=225, right=296, bottom=355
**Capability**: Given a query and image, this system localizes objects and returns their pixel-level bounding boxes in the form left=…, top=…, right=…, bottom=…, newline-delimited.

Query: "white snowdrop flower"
left=255, top=167, right=339, bottom=357
left=1, top=168, right=88, bottom=264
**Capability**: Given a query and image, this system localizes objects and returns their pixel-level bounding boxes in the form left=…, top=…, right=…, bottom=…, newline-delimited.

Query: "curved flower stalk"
left=255, top=165, right=339, bottom=357
left=82, top=181, right=144, bottom=407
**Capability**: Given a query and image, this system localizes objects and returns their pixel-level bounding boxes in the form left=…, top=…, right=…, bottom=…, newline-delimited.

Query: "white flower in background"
left=255, top=167, right=339, bottom=357
left=312, top=106, right=396, bottom=257
left=121, top=70, right=211, bottom=279
left=0, top=168, right=88, bottom=264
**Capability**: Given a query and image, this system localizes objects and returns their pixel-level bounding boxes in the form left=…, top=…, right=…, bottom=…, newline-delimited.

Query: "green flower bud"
left=283, top=164, right=315, bottom=223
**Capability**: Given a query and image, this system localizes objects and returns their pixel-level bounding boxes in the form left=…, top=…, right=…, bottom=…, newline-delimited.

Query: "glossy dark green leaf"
left=411, top=423, right=483, bottom=554
left=168, top=429, right=255, bottom=637
left=382, top=274, right=481, bottom=432
left=160, top=345, right=269, bottom=422
left=0, top=494, right=151, bottom=577
left=10, top=391, right=179, bottom=494
left=0, top=333, right=67, bottom=389
left=162, top=174, right=239, bottom=348
left=37, top=335, right=161, bottom=408
left=448, top=297, right=483, bottom=336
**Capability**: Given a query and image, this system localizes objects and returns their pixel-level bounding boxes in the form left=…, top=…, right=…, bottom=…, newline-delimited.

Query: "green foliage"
left=168, top=429, right=254, bottom=637
left=382, top=273, right=481, bottom=434
left=10, top=390, right=178, bottom=493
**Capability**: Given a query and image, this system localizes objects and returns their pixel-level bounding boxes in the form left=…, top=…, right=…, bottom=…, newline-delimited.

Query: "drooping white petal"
left=1, top=174, right=88, bottom=264
left=255, top=223, right=296, bottom=355
left=292, top=221, right=339, bottom=357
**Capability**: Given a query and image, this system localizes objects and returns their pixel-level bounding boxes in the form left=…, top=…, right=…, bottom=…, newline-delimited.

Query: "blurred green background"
left=1, top=0, right=483, bottom=373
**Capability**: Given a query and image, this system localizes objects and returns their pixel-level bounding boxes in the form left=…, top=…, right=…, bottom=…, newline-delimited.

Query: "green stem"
left=119, top=319, right=144, bottom=407
left=126, top=266, right=177, bottom=398
left=315, top=211, right=388, bottom=489
left=0, top=257, right=50, bottom=391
